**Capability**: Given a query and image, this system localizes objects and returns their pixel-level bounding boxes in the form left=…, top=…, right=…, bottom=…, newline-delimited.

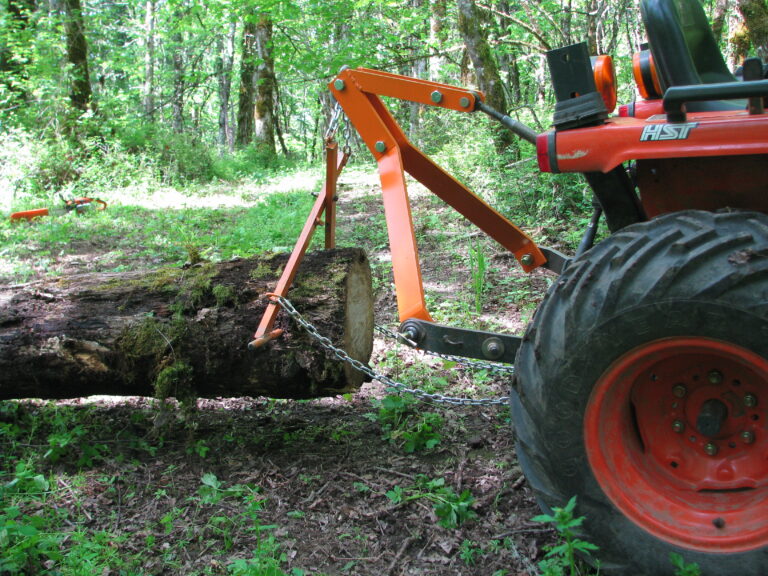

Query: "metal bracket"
left=398, top=318, right=521, bottom=364
left=539, top=246, right=571, bottom=274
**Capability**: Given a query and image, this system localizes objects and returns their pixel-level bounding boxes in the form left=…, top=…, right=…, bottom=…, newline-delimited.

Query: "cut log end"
left=0, top=248, right=375, bottom=401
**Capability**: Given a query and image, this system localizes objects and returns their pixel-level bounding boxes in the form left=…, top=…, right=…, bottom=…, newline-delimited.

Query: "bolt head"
left=672, top=420, right=685, bottom=433
left=374, top=141, right=387, bottom=153
left=708, top=370, right=724, bottom=384
left=744, top=394, right=758, bottom=408
left=481, top=337, right=505, bottom=360
left=459, top=96, right=471, bottom=108
left=704, top=442, right=719, bottom=456
left=430, top=90, right=443, bottom=104
left=520, top=254, right=534, bottom=267
left=672, top=384, right=687, bottom=398
left=741, top=430, right=755, bottom=444
left=333, top=79, right=346, bottom=91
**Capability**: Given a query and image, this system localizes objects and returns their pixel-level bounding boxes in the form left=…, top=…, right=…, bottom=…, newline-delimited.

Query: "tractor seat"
left=640, top=0, right=743, bottom=112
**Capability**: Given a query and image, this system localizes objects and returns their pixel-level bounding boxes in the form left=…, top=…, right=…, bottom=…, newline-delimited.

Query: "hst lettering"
left=640, top=123, right=698, bottom=142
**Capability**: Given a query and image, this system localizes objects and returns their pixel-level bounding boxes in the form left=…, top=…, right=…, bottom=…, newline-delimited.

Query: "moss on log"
left=0, top=248, right=374, bottom=400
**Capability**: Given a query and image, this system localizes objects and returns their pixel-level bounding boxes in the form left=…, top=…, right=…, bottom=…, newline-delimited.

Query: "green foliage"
left=369, top=394, right=443, bottom=453
left=386, top=474, right=477, bottom=529
left=468, top=239, right=488, bottom=314
left=533, top=496, right=600, bottom=576
left=459, top=539, right=481, bottom=566
left=669, top=553, right=702, bottom=576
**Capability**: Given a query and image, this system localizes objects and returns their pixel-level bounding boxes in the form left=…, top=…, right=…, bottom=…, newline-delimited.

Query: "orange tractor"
left=256, top=0, right=768, bottom=573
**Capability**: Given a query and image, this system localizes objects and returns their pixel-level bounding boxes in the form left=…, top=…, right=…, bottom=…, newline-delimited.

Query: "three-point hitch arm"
left=327, top=68, right=554, bottom=322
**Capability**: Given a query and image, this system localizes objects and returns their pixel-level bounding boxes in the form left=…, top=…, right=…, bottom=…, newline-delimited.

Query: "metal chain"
left=341, top=113, right=353, bottom=155
left=323, top=99, right=354, bottom=155
left=324, top=100, right=344, bottom=141
left=271, top=295, right=511, bottom=406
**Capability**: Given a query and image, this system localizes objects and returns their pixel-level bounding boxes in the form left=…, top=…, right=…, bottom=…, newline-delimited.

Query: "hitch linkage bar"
left=399, top=319, right=521, bottom=365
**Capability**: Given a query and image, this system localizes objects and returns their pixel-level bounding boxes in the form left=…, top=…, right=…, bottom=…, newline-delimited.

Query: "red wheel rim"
left=585, top=337, right=768, bottom=552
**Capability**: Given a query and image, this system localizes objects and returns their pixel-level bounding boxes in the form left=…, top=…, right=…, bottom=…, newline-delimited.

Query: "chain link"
left=341, top=113, right=353, bottom=155
left=324, top=100, right=344, bottom=142
left=270, top=295, right=511, bottom=407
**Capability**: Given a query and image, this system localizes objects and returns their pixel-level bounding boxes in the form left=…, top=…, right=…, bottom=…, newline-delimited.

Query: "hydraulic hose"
left=474, top=100, right=538, bottom=144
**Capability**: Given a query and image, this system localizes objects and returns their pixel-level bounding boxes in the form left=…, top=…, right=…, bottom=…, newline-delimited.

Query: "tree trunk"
left=236, top=19, right=257, bottom=147
left=143, top=0, right=155, bottom=120
left=737, top=0, right=768, bottom=62
left=171, top=20, right=185, bottom=133
left=63, top=0, right=92, bottom=111
left=253, top=13, right=276, bottom=156
left=409, top=0, right=426, bottom=142
left=429, top=0, right=446, bottom=82
left=216, top=22, right=236, bottom=151
left=0, top=249, right=374, bottom=401
left=712, top=0, right=731, bottom=42
left=457, top=0, right=513, bottom=151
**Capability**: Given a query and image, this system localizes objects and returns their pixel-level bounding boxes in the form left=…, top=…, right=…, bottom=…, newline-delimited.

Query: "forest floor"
left=3, top=167, right=566, bottom=575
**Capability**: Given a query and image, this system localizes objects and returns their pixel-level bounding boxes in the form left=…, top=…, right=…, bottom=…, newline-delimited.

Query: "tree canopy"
left=0, top=0, right=763, bottom=190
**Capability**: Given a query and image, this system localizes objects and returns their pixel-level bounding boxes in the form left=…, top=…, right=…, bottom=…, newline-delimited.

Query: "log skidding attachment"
left=250, top=141, right=348, bottom=347
left=252, top=67, right=561, bottom=361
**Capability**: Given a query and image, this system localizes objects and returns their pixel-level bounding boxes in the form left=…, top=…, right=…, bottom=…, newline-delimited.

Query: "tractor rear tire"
left=512, top=210, right=768, bottom=575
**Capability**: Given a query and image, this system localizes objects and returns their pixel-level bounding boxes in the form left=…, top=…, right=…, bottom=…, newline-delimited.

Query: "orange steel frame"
left=251, top=69, right=547, bottom=345
left=328, top=68, right=545, bottom=321
left=250, top=140, right=348, bottom=348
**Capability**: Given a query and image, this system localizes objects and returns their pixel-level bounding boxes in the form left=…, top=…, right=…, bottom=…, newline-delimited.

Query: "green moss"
left=118, top=316, right=169, bottom=359
left=153, top=361, right=196, bottom=406
left=186, top=265, right=215, bottom=307
left=250, top=262, right=277, bottom=280
left=212, top=284, right=235, bottom=307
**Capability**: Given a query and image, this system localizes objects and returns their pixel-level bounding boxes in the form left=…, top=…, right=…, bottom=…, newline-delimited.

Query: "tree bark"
left=171, top=18, right=185, bottom=133
left=216, top=21, right=236, bottom=151
left=143, top=0, right=155, bottom=120
left=737, top=0, right=768, bottom=62
left=457, top=0, right=513, bottom=151
left=712, top=0, right=731, bottom=42
left=236, top=19, right=257, bottom=147
left=253, top=13, right=276, bottom=156
left=0, top=249, right=374, bottom=401
left=429, top=0, right=446, bottom=82
left=63, top=0, right=92, bottom=111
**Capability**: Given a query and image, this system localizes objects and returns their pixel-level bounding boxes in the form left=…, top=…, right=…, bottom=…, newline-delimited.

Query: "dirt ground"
left=6, top=169, right=561, bottom=575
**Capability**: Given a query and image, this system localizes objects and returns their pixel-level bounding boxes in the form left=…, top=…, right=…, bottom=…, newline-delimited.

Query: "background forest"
left=1, top=0, right=767, bottom=212
left=2, top=1, right=768, bottom=575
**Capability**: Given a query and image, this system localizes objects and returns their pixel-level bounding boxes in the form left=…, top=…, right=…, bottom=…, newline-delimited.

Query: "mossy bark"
left=0, top=248, right=373, bottom=401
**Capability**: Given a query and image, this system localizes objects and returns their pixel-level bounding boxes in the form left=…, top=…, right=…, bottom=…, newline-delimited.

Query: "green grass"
left=1, top=191, right=315, bottom=283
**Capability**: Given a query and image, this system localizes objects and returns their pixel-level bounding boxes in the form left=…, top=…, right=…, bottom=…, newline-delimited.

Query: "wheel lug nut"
left=672, top=384, right=687, bottom=398
left=708, top=370, right=723, bottom=384
left=744, top=394, right=758, bottom=408
left=704, top=442, right=719, bottom=456
left=672, top=420, right=685, bottom=433
left=741, top=431, right=755, bottom=444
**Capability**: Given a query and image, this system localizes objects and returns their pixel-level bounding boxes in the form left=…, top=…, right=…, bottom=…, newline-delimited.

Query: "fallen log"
left=0, top=248, right=374, bottom=400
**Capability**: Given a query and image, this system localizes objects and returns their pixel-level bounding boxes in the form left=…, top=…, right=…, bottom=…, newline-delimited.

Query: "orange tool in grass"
left=10, top=197, right=107, bottom=222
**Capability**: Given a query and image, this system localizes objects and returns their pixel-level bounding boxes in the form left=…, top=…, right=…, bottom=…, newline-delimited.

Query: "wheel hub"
left=585, top=337, right=768, bottom=552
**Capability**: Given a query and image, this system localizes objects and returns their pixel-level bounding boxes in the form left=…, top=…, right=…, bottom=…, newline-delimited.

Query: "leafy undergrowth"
left=1, top=165, right=575, bottom=574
